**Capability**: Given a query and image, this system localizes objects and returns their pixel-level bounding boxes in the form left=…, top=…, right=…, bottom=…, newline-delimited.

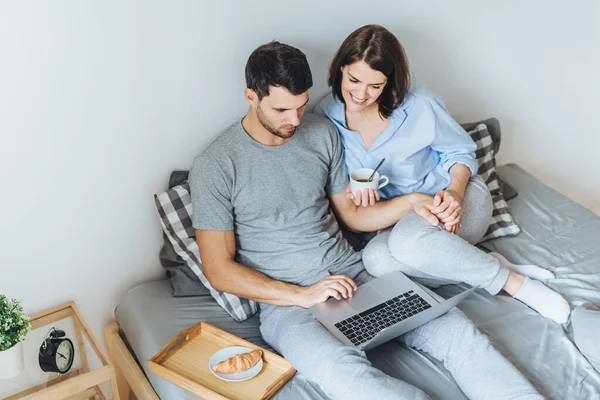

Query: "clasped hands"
left=414, top=189, right=463, bottom=234
left=345, top=185, right=463, bottom=234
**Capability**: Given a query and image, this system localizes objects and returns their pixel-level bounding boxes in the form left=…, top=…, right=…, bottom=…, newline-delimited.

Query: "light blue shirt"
left=314, top=88, right=478, bottom=199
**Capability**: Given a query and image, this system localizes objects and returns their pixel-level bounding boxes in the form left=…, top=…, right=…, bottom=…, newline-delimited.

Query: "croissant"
left=212, top=349, right=263, bottom=374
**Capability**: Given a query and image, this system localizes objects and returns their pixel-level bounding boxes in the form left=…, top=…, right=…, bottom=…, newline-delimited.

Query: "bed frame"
left=104, top=322, right=160, bottom=400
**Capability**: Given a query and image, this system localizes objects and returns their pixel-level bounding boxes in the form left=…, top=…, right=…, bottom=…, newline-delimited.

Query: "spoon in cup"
left=367, top=158, right=386, bottom=182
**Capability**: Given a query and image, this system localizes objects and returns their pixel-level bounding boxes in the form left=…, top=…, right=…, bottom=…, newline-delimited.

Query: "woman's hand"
left=410, top=193, right=439, bottom=226
left=345, top=184, right=380, bottom=207
left=448, top=221, right=462, bottom=234
left=426, top=189, right=463, bottom=232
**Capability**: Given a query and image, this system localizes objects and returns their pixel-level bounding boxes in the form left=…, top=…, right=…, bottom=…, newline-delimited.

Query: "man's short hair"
left=328, top=25, right=411, bottom=119
left=245, top=41, right=313, bottom=100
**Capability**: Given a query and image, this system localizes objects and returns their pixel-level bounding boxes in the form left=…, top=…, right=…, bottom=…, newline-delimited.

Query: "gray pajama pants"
left=259, top=262, right=541, bottom=400
left=363, top=175, right=510, bottom=294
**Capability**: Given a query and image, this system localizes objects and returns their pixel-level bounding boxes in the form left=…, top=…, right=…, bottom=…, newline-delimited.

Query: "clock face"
left=55, top=340, right=74, bottom=373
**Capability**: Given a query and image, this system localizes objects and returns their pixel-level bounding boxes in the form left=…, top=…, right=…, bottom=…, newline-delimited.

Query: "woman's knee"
left=459, top=177, right=493, bottom=244
left=473, top=178, right=493, bottom=221
left=387, top=216, right=439, bottom=262
left=467, top=177, right=493, bottom=217
left=362, top=230, right=419, bottom=278
left=361, top=232, right=391, bottom=271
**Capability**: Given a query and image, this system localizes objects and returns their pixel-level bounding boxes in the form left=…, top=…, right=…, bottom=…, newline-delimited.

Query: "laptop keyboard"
left=334, top=290, right=431, bottom=347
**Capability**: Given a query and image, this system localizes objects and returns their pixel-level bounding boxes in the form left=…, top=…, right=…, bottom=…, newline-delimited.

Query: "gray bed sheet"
left=115, top=164, right=600, bottom=400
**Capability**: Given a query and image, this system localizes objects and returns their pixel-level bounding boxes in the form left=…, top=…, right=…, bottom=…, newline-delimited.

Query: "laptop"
left=309, top=271, right=475, bottom=351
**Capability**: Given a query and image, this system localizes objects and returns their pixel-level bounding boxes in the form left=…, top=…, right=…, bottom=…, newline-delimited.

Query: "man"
left=190, top=41, right=541, bottom=399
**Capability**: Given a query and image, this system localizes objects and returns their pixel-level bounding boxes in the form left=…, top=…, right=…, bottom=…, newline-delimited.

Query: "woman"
left=315, top=24, right=570, bottom=324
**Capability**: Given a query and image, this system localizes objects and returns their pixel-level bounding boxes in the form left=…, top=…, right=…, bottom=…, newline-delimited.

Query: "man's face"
left=254, top=86, right=309, bottom=139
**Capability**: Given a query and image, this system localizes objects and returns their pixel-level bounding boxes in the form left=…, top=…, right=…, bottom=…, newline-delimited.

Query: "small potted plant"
left=0, top=295, right=31, bottom=379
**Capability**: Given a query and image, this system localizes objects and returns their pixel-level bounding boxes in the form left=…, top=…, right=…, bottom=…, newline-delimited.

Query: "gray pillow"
left=468, top=124, right=520, bottom=240
left=461, top=118, right=502, bottom=155
left=154, top=182, right=259, bottom=321
left=460, top=118, right=518, bottom=201
left=159, top=232, right=209, bottom=297
left=157, top=171, right=210, bottom=297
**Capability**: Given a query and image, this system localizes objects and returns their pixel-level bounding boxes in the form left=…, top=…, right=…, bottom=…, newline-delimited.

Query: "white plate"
left=208, top=346, right=263, bottom=382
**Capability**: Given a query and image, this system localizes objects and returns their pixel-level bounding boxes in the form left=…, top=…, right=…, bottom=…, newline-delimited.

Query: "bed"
left=106, top=163, right=600, bottom=399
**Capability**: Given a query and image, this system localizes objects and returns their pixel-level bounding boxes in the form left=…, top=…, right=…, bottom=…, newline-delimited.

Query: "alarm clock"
left=39, top=328, right=75, bottom=374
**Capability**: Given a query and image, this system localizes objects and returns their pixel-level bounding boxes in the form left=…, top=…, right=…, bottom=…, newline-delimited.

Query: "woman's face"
left=340, top=60, right=387, bottom=113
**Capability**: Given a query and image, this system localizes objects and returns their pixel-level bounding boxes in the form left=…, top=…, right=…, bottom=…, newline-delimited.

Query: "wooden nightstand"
left=1, top=302, right=120, bottom=400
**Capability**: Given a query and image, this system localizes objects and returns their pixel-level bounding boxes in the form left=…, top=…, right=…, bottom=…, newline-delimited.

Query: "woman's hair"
left=328, top=25, right=411, bottom=118
left=245, top=41, right=313, bottom=100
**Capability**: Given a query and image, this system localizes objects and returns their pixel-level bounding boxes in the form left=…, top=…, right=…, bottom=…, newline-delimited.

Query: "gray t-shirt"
left=189, top=113, right=361, bottom=286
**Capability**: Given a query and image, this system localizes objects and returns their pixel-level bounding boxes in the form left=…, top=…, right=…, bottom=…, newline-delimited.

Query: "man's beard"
left=256, top=106, right=296, bottom=139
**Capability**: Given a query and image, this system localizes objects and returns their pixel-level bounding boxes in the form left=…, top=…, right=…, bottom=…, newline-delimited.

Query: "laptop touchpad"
left=346, top=284, right=385, bottom=311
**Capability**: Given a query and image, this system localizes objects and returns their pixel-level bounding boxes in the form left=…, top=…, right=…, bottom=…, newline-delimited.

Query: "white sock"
left=489, top=251, right=555, bottom=280
left=513, top=277, right=571, bottom=324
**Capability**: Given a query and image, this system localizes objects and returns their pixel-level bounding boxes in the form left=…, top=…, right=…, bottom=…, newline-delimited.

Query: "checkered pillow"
left=468, top=124, right=521, bottom=241
left=154, top=183, right=259, bottom=322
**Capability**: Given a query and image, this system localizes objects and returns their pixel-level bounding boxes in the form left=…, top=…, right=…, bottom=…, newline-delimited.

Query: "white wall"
left=0, top=0, right=598, bottom=389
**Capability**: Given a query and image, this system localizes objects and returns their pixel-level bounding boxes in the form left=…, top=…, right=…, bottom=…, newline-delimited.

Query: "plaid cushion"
left=468, top=124, right=521, bottom=241
left=154, top=182, right=259, bottom=322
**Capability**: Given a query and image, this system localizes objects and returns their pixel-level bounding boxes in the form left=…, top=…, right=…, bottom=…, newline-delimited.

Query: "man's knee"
left=435, top=308, right=487, bottom=349
left=313, top=346, right=368, bottom=385
left=405, top=307, right=484, bottom=357
left=283, top=338, right=371, bottom=396
left=441, top=307, right=472, bottom=327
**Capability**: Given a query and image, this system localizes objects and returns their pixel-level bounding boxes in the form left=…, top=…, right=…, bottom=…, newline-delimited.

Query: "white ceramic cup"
left=350, top=168, right=389, bottom=197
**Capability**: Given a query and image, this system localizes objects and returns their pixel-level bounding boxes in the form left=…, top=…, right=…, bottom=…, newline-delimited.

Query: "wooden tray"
left=148, top=322, right=296, bottom=400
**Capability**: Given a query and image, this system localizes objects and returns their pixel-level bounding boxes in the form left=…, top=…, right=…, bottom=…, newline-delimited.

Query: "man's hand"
left=345, top=184, right=380, bottom=207
left=426, top=189, right=462, bottom=232
left=411, top=193, right=439, bottom=226
left=297, top=275, right=358, bottom=308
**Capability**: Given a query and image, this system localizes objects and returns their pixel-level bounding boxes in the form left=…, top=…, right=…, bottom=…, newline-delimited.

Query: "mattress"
left=115, top=164, right=600, bottom=399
